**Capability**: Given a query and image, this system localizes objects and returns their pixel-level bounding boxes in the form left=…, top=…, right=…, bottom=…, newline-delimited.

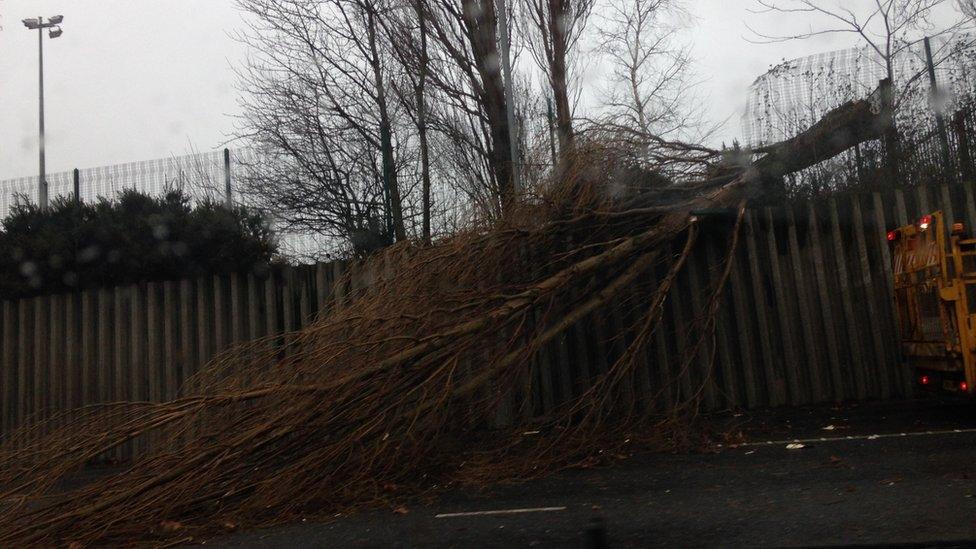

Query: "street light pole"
left=22, top=15, right=64, bottom=210
left=38, top=17, right=47, bottom=209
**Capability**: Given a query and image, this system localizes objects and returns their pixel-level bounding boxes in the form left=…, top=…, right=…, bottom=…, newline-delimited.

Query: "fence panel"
left=2, top=303, right=15, bottom=435
left=765, top=208, right=803, bottom=404
left=3, top=182, right=976, bottom=443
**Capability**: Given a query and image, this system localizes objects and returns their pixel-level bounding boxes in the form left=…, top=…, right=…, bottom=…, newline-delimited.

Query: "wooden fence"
left=2, top=180, right=976, bottom=442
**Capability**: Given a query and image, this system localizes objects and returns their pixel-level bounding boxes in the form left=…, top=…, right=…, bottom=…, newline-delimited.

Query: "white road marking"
left=720, top=427, right=976, bottom=449
left=435, top=506, right=567, bottom=519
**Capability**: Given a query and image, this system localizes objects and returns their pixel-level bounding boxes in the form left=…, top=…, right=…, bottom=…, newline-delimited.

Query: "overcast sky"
left=0, top=0, right=955, bottom=180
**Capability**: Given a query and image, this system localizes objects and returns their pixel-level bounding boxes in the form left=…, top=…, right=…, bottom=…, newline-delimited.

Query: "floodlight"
left=21, top=13, right=67, bottom=211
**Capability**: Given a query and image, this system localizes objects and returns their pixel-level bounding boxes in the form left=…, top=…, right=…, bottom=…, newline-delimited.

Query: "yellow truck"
left=890, top=211, right=976, bottom=394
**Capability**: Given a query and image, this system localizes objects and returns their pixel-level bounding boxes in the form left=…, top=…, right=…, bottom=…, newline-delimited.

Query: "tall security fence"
left=0, top=150, right=234, bottom=215
left=0, top=149, right=472, bottom=261
left=743, top=33, right=976, bottom=149
left=4, top=178, right=975, bottom=455
left=0, top=150, right=342, bottom=260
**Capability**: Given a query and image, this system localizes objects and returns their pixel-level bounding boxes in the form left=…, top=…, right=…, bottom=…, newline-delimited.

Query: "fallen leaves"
left=160, top=520, right=183, bottom=533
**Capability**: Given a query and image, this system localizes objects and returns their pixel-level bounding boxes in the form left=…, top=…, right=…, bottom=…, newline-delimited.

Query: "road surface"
left=203, top=399, right=976, bottom=548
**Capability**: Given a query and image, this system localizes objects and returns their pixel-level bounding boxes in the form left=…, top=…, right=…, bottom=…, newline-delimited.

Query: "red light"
left=920, top=375, right=930, bottom=385
left=919, top=215, right=933, bottom=230
left=961, top=381, right=969, bottom=391
left=887, top=230, right=899, bottom=241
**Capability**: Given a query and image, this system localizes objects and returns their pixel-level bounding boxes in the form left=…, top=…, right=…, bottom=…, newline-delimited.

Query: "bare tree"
left=413, top=0, right=434, bottom=243
left=381, top=0, right=437, bottom=242
left=518, top=0, right=595, bottom=153
left=406, top=0, right=519, bottom=214
left=598, top=0, right=701, bottom=148
left=234, top=0, right=408, bottom=254
left=748, top=0, right=973, bottom=109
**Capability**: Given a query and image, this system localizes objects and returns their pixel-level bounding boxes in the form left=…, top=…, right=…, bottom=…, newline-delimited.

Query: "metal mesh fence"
left=0, top=151, right=344, bottom=261
left=743, top=33, right=976, bottom=148
left=0, top=150, right=471, bottom=261
left=778, top=99, right=976, bottom=198
left=0, top=151, right=229, bottom=214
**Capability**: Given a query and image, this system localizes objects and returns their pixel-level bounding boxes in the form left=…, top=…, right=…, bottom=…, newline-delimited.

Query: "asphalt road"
left=203, top=399, right=976, bottom=548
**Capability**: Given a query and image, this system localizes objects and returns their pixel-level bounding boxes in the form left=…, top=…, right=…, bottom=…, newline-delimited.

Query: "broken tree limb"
left=751, top=97, right=884, bottom=180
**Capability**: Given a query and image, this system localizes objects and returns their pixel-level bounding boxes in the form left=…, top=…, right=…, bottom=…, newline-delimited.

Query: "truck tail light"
left=919, top=215, right=933, bottom=231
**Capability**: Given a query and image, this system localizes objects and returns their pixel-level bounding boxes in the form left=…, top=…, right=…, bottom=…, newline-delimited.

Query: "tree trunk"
left=416, top=0, right=433, bottom=244
left=368, top=8, right=407, bottom=242
left=546, top=0, right=574, bottom=152
left=464, top=0, right=515, bottom=211
left=878, top=78, right=901, bottom=184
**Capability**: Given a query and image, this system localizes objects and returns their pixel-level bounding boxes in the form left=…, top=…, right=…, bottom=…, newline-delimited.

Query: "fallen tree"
left=0, top=97, right=884, bottom=547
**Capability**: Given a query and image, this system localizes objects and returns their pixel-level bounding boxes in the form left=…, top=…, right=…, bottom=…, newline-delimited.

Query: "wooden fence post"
left=48, top=295, right=64, bottom=429
left=332, top=261, right=348, bottom=307
left=247, top=274, right=261, bottom=341
left=684, top=247, right=718, bottom=409
left=64, top=294, right=78, bottom=423
left=163, top=282, right=178, bottom=401
left=213, top=275, right=227, bottom=359
left=315, top=262, right=330, bottom=315
left=703, top=239, right=738, bottom=408
left=764, top=207, right=803, bottom=404
left=129, top=284, right=145, bottom=455
left=231, top=274, right=244, bottom=345
left=281, top=268, right=295, bottom=347
left=872, top=191, right=908, bottom=396
left=851, top=196, right=891, bottom=398
left=80, top=291, right=96, bottom=412
left=666, top=266, right=692, bottom=403
left=17, top=300, right=30, bottom=442
left=33, top=297, right=49, bottom=429
left=807, top=203, right=845, bottom=401
left=145, top=283, right=162, bottom=405
left=264, top=273, right=279, bottom=347
left=196, top=277, right=212, bottom=369
left=2, top=302, right=15, bottom=436
left=785, top=206, right=825, bottom=402
left=727, top=234, right=761, bottom=408
left=830, top=198, right=870, bottom=398
left=179, top=279, right=196, bottom=392
left=299, top=270, right=312, bottom=329
left=113, top=286, right=129, bottom=460
left=745, top=211, right=783, bottom=406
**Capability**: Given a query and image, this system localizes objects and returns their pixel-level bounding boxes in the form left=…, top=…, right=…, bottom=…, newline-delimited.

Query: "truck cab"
left=889, top=211, right=976, bottom=395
